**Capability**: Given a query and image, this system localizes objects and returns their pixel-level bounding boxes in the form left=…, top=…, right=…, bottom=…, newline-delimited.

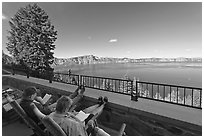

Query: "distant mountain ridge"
left=53, top=55, right=202, bottom=66
left=2, top=52, right=202, bottom=66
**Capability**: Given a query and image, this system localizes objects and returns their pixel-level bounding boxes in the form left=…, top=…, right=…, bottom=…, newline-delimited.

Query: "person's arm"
left=48, top=102, right=57, bottom=112
left=35, top=96, right=46, bottom=106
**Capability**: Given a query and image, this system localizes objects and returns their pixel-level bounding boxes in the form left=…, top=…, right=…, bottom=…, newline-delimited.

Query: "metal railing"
left=131, top=81, right=202, bottom=109
left=80, top=75, right=133, bottom=95
left=53, top=72, right=80, bottom=85
left=5, top=66, right=202, bottom=109
left=4, top=65, right=29, bottom=77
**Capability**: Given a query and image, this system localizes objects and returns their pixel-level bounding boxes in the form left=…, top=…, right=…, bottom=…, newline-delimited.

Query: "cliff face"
left=53, top=55, right=202, bottom=66
left=2, top=52, right=202, bottom=66
left=53, top=55, right=100, bottom=66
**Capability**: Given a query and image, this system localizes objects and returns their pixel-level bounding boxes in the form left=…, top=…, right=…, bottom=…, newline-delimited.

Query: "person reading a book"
left=49, top=96, right=110, bottom=136
left=20, top=86, right=52, bottom=129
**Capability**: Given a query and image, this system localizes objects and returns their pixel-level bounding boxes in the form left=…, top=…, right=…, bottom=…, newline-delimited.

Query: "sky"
left=2, top=2, right=202, bottom=59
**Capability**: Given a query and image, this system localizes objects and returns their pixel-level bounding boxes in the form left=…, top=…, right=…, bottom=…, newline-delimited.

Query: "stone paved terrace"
left=2, top=74, right=202, bottom=135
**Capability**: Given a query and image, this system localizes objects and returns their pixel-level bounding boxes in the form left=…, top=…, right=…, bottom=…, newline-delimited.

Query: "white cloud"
left=2, top=14, right=7, bottom=20
left=109, top=39, right=118, bottom=43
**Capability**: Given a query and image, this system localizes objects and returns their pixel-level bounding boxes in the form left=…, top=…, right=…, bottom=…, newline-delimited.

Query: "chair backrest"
left=42, top=116, right=67, bottom=136
left=31, top=104, right=66, bottom=136
left=6, top=95, right=46, bottom=136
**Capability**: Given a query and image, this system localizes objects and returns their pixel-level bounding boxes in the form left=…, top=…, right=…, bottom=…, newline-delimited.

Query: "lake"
left=55, top=62, right=202, bottom=88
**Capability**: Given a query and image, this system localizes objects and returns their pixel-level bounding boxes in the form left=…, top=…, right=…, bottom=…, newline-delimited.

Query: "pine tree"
left=6, top=3, right=57, bottom=73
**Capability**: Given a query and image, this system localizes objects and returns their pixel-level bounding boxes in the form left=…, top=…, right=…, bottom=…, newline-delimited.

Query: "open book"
left=75, top=110, right=90, bottom=122
left=42, top=94, right=52, bottom=104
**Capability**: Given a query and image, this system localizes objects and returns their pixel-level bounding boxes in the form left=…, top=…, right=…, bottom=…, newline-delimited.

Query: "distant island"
left=2, top=51, right=202, bottom=67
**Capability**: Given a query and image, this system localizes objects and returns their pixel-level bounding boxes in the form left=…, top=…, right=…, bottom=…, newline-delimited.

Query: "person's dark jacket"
left=20, top=99, right=41, bottom=124
left=20, top=99, right=51, bottom=129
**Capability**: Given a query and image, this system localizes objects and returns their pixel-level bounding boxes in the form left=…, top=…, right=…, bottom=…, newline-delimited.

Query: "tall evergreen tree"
left=6, top=3, right=57, bottom=73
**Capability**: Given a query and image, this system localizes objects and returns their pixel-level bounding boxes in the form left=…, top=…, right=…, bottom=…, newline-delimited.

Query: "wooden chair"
left=5, top=94, right=46, bottom=136
left=31, top=104, right=66, bottom=136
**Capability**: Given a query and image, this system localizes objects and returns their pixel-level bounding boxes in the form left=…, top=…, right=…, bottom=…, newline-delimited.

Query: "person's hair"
left=55, top=96, right=73, bottom=113
left=22, top=86, right=38, bottom=98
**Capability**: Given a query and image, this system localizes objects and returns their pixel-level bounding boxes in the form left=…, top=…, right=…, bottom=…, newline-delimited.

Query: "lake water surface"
left=56, top=63, right=202, bottom=88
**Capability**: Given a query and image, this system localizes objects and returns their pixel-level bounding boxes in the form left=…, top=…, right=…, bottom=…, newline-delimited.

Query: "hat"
left=22, top=86, right=38, bottom=98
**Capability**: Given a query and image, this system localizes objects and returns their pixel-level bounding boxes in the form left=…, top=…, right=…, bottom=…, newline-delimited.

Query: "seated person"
left=20, top=85, right=85, bottom=129
left=20, top=86, right=51, bottom=129
left=49, top=95, right=109, bottom=136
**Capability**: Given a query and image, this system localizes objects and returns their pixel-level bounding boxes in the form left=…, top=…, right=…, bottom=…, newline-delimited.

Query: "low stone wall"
left=98, top=105, right=201, bottom=135
left=79, top=97, right=202, bottom=136
left=3, top=75, right=202, bottom=136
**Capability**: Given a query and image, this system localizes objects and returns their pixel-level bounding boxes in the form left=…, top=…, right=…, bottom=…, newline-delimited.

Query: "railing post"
left=126, top=80, right=128, bottom=94
left=192, top=89, right=193, bottom=107
left=200, top=90, right=202, bottom=108
left=136, top=81, right=138, bottom=101
left=49, top=68, right=54, bottom=83
left=12, top=64, right=15, bottom=75
left=184, top=88, right=186, bottom=105
left=131, top=80, right=138, bottom=101
left=80, top=75, right=83, bottom=86
left=78, top=75, right=81, bottom=86
left=26, top=68, right=30, bottom=78
left=130, top=80, right=133, bottom=100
